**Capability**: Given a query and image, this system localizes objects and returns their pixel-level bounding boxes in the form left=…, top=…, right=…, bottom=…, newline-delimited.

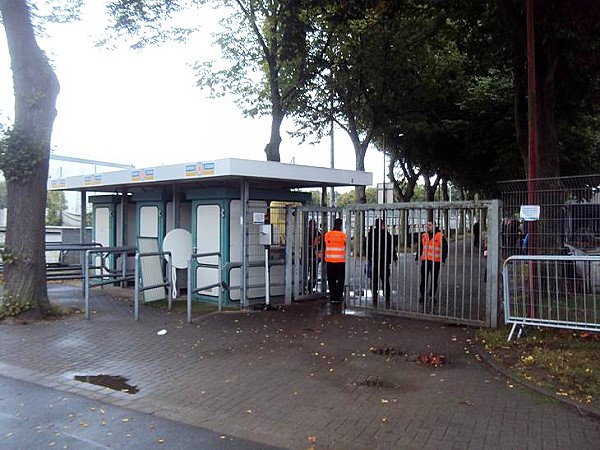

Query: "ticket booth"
left=51, top=158, right=372, bottom=308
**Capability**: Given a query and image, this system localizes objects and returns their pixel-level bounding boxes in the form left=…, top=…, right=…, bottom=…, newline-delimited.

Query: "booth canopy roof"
left=49, top=158, right=373, bottom=193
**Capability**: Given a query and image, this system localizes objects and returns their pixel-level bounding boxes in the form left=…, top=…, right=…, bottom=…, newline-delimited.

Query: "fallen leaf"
left=307, top=436, right=317, bottom=443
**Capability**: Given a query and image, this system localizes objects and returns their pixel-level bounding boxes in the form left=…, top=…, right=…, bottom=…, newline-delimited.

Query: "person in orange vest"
left=416, top=220, right=448, bottom=304
left=324, top=218, right=346, bottom=303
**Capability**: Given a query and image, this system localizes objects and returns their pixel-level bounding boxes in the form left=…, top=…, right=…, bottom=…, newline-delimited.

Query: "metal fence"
left=498, top=174, right=600, bottom=256
left=503, top=255, right=600, bottom=340
left=293, top=207, right=340, bottom=299
left=291, top=201, right=500, bottom=327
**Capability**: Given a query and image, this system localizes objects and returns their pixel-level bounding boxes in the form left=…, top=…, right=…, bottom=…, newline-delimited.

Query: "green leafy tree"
left=293, top=2, right=399, bottom=203
left=292, top=1, right=466, bottom=203
left=106, top=0, right=331, bottom=162
left=501, top=0, right=600, bottom=179
left=0, top=0, right=81, bottom=315
left=46, top=190, right=67, bottom=226
left=381, top=3, right=511, bottom=199
left=382, top=1, right=598, bottom=199
left=195, top=0, right=332, bottom=162
left=336, top=187, right=377, bottom=207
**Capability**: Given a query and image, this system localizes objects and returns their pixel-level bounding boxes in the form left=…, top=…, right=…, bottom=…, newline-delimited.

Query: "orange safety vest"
left=421, top=232, right=443, bottom=262
left=324, top=230, right=346, bottom=263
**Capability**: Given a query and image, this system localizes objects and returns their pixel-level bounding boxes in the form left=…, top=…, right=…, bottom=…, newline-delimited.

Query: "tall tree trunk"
left=388, top=157, right=418, bottom=202
left=422, top=173, right=442, bottom=202
left=263, top=108, right=283, bottom=162
left=264, top=70, right=283, bottom=162
left=350, top=134, right=368, bottom=204
left=0, top=0, right=60, bottom=313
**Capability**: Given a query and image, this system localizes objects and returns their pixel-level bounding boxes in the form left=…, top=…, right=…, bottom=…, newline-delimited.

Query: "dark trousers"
left=326, top=262, right=345, bottom=302
left=371, top=263, right=391, bottom=303
left=419, top=260, right=441, bottom=300
left=308, top=254, right=319, bottom=290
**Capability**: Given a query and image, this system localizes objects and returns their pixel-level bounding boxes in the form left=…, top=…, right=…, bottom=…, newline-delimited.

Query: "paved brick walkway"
left=0, top=284, right=599, bottom=449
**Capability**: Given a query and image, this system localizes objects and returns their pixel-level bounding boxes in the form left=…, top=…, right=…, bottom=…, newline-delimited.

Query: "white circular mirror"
left=162, top=228, right=193, bottom=269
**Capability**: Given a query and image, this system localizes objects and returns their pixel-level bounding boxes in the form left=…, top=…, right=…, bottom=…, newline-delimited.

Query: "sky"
left=0, top=2, right=387, bottom=188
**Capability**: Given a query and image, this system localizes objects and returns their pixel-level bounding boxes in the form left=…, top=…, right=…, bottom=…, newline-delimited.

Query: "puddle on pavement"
left=371, top=346, right=408, bottom=357
left=74, top=374, right=139, bottom=394
left=356, top=376, right=398, bottom=389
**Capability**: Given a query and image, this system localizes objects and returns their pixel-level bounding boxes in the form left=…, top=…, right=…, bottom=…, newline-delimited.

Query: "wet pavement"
left=0, top=374, right=282, bottom=450
left=0, top=284, right=599, bottom=449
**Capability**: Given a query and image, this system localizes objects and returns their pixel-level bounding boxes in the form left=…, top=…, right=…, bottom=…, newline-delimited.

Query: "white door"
left=196, top=205, right=221, bottom=296
left=93, top=206, right=112, bottom=276
left=140, top=205, right=159, bottom=237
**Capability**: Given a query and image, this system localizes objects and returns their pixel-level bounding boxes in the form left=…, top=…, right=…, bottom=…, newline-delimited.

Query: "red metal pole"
left=527, top=0, right=537, bottom=197
left=526, top=0, right=538, bottom=318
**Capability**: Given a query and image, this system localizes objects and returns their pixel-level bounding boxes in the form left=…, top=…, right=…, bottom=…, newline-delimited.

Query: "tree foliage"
left=107, top=0, right=599, bottom=199
left=291, top=1, right=426, bottom=203
left=106, top=0, right=331, bottom=162
left=194, top=0, right=334, bottom=161
left=379, top=0, right=599, bottom=199
left=105, top=1, right=599, bottom=200
left=499, top=0, right=600, bottom=180
left=336, top=187, right=377, bottom=207
left=46, top=190, right=66, bottom=226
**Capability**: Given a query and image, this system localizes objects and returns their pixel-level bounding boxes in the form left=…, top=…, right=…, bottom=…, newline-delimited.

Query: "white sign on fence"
left=520, top=204, right=540, bottom=221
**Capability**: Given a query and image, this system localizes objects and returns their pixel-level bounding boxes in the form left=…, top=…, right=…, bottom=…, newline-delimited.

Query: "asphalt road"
left=0, top=374, right=283, bottom=450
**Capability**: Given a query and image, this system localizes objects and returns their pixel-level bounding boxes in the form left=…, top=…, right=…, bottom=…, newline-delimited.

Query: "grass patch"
left=477, top=326, right=600, bottom=411
left=0, top=300, right=81, bottom=322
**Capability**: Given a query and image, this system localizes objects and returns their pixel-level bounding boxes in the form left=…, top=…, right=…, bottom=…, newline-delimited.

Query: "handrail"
left=187, top=251, right=221, bottom=323
left=223, top=259, right=285, bottom=272
left=222, top=259, right=285, bottom=304
left=0, top=243, right=107, bottom=281
left=84, top=246, right=137, bottom=319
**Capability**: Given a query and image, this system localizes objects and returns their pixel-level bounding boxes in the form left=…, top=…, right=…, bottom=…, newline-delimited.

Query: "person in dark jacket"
left=473, top=221, right=480, bottom=250
left=416, top=221, right=448, bottom=303
left=367, top=219, right=397, bottom=306
left=307, top=219, right=322, bottom=291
